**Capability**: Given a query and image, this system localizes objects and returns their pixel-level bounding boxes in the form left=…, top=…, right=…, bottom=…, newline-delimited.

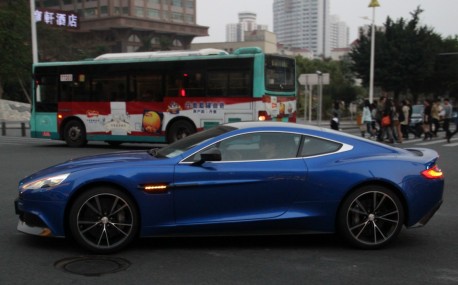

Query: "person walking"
left=361, top=100, right=374, bottom=138
left=442, top=98, right=452, bottom=138
left=376, top=96, right=387, bottom=141
left=423, top=99, right=433, bottom=140
left=393, top=101, right=403, bottom=143
left=381, top=99, right=396, bottom=143
left=446, top=116, right=458, bottom=143
left=431, top=99, right=442, bottom=137
left=400, top=100, right=410, bottom=139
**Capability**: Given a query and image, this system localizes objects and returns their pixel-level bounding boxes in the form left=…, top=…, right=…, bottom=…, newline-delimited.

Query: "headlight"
left=21, top=173, right=70, bottom=190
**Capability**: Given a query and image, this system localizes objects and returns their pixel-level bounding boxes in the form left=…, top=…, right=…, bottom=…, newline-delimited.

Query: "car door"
left=173, top=132, right=308, bottom=225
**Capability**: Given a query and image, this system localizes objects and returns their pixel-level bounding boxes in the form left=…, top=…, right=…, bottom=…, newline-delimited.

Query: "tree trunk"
left=17, top=75, right=31, bottom=103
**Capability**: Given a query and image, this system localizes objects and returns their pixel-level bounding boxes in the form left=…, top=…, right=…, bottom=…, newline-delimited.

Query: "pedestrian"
left=400, top=100, right=410, bottom=139
left=431, top=99, right=442, bottom=137
left=393, top=100, right=403, bottom=143
left=370, top=102, right=379, bottom=138
left=330, top=111, right=339, bottom=130
left=423, top=99, right=433, bottom=140
left=376, top=96, right=387, bottom=141
left=361, top=99, right=374, bottom=138
left=381, top=99, right=396, bottom=143
left=442, top=98, right=452, bottom=138
left=446, top=115, right=458, bottom=143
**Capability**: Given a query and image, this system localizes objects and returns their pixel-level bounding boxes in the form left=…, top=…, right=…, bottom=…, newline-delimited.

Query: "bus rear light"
left=180, top=88, right=186, bottom=97
left=421, top=165, right=444, bottom=179
left=57, top=114, right=63, bottom=119
left=258, top=111, right=268, bottom=121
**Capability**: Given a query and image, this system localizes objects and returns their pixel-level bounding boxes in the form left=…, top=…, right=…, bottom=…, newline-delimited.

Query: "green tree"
left=350, top=7, right=446, bottom=103
left=295, top=56, right=362, bottom=118
left=431, top=36, right=458, bottom=99
left=0, top=0, right=32, bottom=102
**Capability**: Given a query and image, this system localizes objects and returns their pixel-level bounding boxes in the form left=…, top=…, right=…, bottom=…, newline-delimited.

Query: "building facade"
left=330, top=15, right=349, bottom=49
left=273, top=0, right=330, bottom=58
left=192, top=30, right=278, bottom=54
left=226, top=12, right=268, bottom=42
left=34, top=0, right=208, bottom=54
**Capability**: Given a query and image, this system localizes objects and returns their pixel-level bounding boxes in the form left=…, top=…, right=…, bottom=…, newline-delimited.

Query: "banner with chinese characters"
left=34, top=9, right=79, bottom=30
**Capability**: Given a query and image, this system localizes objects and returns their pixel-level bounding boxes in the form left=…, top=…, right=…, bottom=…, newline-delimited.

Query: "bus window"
left=35, top=75, right=58, bottom=112
left=228, top=70, right=251, bottom=97
left=167, top=71, right=204, bottom=97
left=133, top=74, right=164, bottom=102
left=91, top=76, right=127, bottom=102
left=207, top=71, right=227, bottom=96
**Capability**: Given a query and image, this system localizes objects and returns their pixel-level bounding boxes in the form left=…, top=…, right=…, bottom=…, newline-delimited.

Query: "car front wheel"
left=69, top=187, right=139, bottom=253
left=337, top=185, right=405, bottom=249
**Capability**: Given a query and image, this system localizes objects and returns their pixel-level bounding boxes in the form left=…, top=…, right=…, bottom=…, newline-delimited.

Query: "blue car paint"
left=16, top=122, right=444, bottom=243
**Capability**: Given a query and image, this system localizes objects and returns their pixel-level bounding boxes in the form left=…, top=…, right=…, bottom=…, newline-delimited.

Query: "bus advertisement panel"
left=31, top=47, right=296, bottom=147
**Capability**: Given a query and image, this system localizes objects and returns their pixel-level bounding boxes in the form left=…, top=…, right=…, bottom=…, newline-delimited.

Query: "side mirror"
left=192, top=148, right=222, bottom=166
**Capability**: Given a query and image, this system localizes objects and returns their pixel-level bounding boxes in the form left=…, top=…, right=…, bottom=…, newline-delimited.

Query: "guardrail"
left=1, top=122, right=30, bottom=137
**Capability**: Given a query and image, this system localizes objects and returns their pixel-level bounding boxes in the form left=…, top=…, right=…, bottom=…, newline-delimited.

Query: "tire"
left=166, top=120, right=196, bottom=144
left=64, top=120, right=87, bottom=147
left=68, top=186, right=139, bottom=254
left=337, top=185, right=405, bottom=249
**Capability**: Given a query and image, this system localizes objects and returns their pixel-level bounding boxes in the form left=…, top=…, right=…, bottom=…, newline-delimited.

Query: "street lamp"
left=30, top=0, right=38, bottom=64
left=368, top=0, right=380, bottom=103
left=316, top=71, right=323, bottom=126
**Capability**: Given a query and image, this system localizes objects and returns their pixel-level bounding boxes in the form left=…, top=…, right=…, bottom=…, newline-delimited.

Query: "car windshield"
left=154, top=125, right=237, bottom=158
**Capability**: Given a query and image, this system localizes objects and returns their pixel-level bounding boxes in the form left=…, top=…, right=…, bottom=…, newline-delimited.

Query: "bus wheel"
left=167, top=120, right=196, bottom=143
left=64, top=120, right=87, bottom=147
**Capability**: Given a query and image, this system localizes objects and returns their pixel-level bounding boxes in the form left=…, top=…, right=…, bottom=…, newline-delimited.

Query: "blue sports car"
left=15, top=122, right=444, bottom=253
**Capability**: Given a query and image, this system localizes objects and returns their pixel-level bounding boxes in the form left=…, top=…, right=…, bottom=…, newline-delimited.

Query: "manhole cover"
left=54, top=256, right=130, bottom=276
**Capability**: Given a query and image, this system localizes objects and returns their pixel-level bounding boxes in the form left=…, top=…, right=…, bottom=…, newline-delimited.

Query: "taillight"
left=258, top=111, right=268, bottom=121
left=421, top=165, right=444, bottom=179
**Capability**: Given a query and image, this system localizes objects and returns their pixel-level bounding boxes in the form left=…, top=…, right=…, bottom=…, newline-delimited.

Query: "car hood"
left=21, top=151, right=168, bottom=183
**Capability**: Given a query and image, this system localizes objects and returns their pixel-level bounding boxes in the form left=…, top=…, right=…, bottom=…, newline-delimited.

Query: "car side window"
left=300, top=136, right=342, bottom=157
left=183, top=132, right=301, bottom=162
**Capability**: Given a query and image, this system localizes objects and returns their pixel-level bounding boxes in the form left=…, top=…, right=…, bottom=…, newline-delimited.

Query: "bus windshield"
left=265, top=55, right=295, bottom=92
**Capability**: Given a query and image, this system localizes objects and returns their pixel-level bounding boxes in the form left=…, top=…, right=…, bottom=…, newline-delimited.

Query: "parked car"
left=15, top=122, right=444, bottom=253
left=409, top=104, right=424, bottom=137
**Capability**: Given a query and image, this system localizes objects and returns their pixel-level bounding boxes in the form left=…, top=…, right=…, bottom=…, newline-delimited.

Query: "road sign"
left=298, top=73, right=330, bottom=85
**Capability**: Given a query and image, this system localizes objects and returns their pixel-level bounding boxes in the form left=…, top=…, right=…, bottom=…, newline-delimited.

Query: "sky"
left=194, top=0, right=458, bottom=43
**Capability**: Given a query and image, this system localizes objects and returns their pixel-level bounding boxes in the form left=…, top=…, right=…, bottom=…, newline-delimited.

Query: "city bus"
left=31, top=47, right=297, bottom=147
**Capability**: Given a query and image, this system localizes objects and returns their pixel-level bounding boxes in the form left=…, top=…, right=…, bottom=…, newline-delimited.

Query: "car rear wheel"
left=69, top=187, right=139, bottom=254
left=337, top=185, right=404, bottom=249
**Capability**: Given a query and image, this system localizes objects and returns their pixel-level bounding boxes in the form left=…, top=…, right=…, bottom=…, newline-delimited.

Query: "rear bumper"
left=410, top=200, right=442, bottom=228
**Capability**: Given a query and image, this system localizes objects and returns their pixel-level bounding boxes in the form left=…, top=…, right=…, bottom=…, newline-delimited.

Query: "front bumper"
left=14, top=198, right=59, bottom=237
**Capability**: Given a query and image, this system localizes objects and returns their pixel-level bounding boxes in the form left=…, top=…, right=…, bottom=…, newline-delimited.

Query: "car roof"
left=225, top=121, right=320, bottom=131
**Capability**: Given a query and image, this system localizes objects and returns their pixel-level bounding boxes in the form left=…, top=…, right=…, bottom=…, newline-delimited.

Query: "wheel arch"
left=59, top=116, right=85, bottom=140
left=63, top=181, right=142, bottom=238
left=335, top=180, right=409, bottom=230
left=165, top=116, right=197, bottom=143
left=165, top=116, right=197, bottom=133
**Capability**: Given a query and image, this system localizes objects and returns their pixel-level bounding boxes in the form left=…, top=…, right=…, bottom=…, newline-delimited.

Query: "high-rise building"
left=226, top=12, right=268, bottom=42
left=34, top=0, right=208, bottom=54
left=330, top=15, right=349, bottom=49
left=273, top=0, right=330, bottom=57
